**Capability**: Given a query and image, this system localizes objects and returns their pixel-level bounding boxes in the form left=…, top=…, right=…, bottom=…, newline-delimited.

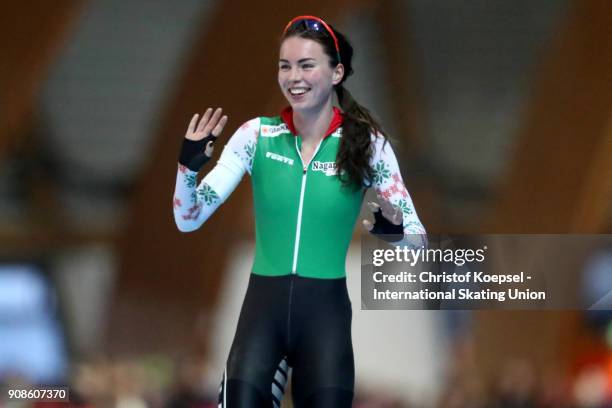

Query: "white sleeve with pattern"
left=369, top=135, right=427, bottom=248
left=173, top=117, right=260, bottom=232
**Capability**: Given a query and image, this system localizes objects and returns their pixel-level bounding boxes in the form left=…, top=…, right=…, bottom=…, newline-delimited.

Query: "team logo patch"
left=266, top=151, right=294, bottom=166
left=311, top=161, right=337, bottom=176
left=260, top=124, right=289, bottom=137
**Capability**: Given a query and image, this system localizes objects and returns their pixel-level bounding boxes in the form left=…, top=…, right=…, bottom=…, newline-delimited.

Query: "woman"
left=173, top=15, right=426, bottom=407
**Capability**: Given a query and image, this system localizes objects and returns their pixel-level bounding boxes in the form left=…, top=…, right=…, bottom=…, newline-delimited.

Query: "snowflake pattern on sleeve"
left=184, top=172, right=197, bottom=188
left=372, top=160, right=391, bottom=185
left=173, top=165, right=221, bottom=230
left=369, top=135, right=427, bottom=247
left=173, top=118, right=260, bottom=232
left=227, top=118, right=260, bottom=174
left=197, top=183, right=220, bottom=206
left=244, top=140, right=256, bottom=170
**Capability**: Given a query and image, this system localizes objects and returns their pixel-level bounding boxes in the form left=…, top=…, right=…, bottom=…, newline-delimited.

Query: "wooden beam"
left=488, top=0, right=612, bottom=234
left=375, top=0, right=441, bottom=233
left=476, top=0, right=612, bottom=385
left=376, top=0, right=426, bottom=154
left=0, top=1, right=84, bottom=159
left=0, top=224, right=115, bottom=257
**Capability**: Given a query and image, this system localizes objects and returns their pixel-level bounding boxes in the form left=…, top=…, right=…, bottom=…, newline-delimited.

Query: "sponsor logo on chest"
left=260, top=124, right=289, bottom=137
left=311, top=161, right=337, bottom=176
left=266, top=151, right=294, bottom=166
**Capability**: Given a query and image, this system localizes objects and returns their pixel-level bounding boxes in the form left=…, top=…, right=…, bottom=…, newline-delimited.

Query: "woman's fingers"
left=378, top=196, right=393, bottom=212
left=376, top=195, right=402, bottom=225
left=185, top=108, right=228, bottom=141
left=188, top=114, right=199, bottom=134
left=185, top=113, right=201, bottom=140
left=364, top=197, right=403, bottom=236
left=202, top=108, right=223, bottom=136
left=196, top=108, right=214, bottom=134
left=211, top=115, right=228, bottom=137
left=367, top=201, right=380, bottom=213
left=382, top=204, right=397, bottom=223
left=375, top=197, right=393, bottom=219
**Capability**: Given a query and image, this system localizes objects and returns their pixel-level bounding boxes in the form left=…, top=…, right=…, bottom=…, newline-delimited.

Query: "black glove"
left=178, top=134, right=216, bottom=172
left=370, top=209, right=404, bottom=243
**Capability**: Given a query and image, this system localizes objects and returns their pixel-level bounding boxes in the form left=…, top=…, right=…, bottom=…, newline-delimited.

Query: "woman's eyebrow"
left=278, top=58, right=316, bottom=63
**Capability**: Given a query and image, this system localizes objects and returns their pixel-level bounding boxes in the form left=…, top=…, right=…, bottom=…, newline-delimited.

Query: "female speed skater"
left=173, top=15, right=427, bottom=407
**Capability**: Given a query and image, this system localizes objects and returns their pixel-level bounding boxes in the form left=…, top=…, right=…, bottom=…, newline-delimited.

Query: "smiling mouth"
left=288, top=87, right=311, bottom=96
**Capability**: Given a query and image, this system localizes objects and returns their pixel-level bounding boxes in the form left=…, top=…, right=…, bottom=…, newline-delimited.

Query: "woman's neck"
left=292, top=100, right=334, bottom=143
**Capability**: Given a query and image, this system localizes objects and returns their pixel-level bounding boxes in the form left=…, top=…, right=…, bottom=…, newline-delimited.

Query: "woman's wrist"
left=178, top=135, right=215, bottom=172
left=369, top=209, right=404, bottom=243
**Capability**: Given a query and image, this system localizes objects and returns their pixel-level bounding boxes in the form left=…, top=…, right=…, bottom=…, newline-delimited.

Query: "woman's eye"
left=302, top=64, right=314, bottom=69
left=279, top=64, right=290, bottom=71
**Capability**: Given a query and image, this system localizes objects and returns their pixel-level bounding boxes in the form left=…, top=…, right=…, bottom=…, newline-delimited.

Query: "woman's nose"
left=289, top=67, right=301, bottom=82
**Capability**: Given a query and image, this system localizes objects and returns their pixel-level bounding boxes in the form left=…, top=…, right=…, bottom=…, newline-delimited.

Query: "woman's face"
left=278, top=36, right=343, bottom=114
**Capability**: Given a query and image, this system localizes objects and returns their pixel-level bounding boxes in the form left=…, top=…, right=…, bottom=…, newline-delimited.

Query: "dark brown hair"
left=282, top=21, right=389, bottom=188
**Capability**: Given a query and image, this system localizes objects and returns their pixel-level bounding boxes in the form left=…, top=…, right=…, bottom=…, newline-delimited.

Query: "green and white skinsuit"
left=173, top=107, right=426, bottom=406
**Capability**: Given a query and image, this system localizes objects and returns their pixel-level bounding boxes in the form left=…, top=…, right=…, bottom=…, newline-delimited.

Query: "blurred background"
left=1, top=0, right=612, bottom=406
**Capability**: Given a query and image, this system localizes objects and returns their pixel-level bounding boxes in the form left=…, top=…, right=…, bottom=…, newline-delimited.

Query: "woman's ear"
left=332, top=64, right=345, bottom=85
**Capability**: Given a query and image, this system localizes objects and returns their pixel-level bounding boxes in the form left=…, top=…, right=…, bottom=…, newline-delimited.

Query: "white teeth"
left=289, top=88, right=309, bottom=95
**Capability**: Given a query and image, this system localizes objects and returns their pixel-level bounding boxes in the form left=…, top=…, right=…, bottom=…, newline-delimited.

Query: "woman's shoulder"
left=240, top=115, right=288, bottom=131
left=370, top=131, right=392, bottom=155
left=236, top=117, right=262, bottom=131
left=258, top=115, right=287, bottom=128
left=257, top=115, right=293, bottom=138
left=230, top=114, right=292, bottom=143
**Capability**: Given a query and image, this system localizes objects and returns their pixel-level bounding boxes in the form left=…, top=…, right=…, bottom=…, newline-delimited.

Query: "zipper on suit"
left=291, top=136, right=324, bottom=274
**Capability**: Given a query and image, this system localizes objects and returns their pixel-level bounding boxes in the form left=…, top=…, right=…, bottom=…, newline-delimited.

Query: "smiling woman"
left=278, top=37, right=343, bottom=113
left=172, top=15, right=427, bottom=407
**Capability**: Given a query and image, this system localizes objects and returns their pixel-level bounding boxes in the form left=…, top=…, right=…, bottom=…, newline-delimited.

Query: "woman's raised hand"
left=179, top=108, right=229, bottom=172
left=185, top=107, right=229, bottom=156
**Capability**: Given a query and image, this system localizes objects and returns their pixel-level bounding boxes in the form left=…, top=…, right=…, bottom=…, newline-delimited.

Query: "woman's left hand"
left=362, top=195, right=403, bottom=232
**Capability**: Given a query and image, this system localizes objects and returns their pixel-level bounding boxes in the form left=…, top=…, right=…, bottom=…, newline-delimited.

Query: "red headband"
left=283, top=15, right=341, bottom=63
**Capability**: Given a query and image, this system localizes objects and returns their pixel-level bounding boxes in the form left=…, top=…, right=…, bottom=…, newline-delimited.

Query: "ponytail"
left=336, top=84, right=387, bottom=188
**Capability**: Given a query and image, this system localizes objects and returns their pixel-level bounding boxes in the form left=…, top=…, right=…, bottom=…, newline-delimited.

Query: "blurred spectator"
left=538, top=369, right=573, bottom=408
left=164, top=358, right=215, bottom=408
left=493, top=359, right=537, bottom=408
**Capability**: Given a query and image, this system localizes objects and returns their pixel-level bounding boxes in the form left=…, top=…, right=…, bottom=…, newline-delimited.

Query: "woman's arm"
left=365, top=135, right=427, bottom=248
left=173, top=111, right=260, bottom=232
